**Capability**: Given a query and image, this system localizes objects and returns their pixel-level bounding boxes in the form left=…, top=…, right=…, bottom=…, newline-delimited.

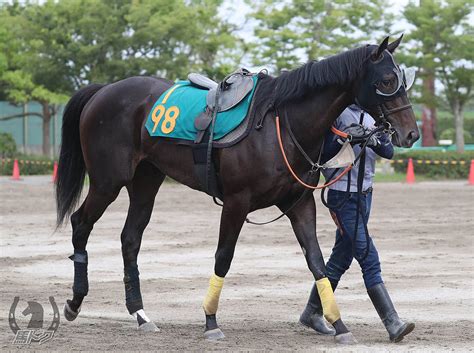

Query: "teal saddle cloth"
left=145, top=76, right=258, bottom=141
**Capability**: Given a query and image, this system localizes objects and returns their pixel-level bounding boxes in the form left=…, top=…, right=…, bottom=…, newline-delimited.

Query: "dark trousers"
left=325, top=189, right=383, bottom=289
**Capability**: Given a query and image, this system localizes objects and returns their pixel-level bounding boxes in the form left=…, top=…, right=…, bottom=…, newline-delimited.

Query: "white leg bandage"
left=132, top=309, right=150, bottom=323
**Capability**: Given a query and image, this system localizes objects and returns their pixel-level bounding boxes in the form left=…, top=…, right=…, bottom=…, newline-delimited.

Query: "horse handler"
left=299, top=104, right=415, bottom=342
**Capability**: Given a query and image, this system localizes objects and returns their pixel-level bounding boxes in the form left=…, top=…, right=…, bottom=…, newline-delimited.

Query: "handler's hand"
left=343, top=123, right=366, bottom=138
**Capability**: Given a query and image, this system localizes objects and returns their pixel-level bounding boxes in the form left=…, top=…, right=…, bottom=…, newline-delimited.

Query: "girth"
left=189, top=69, right=254, bottom=200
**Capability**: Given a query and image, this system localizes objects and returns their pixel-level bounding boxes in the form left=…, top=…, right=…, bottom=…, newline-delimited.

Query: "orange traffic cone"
left=406, top=158, right=415, bottom=184
left=11, top=159, right=21, bottom=181
left=468, top=160, right=474, bottom=186
left=52, top=161, right=58, bottom=183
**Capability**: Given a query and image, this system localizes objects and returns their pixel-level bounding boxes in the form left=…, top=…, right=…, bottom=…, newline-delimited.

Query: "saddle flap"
left=194, top=111, right=213, bottom=131
left=188, top=73, right=218, bottom=90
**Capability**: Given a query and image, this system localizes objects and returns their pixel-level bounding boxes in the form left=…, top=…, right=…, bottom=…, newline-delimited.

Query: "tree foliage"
left=248, top=0, right=392, bottom=73
left=0, top=0, right=240, bottom=156
left=404, top=0, right=474, bottom=151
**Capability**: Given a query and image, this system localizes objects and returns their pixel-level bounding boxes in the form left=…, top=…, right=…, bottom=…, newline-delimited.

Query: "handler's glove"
left=343, top=123, right=366, bottom=138
left=366, top=134, right=380, bottom=147
left=337, top=123, right=366, bottom=145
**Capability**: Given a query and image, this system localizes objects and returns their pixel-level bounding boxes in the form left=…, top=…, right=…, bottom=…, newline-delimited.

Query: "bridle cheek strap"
left=276, top=116, right=352, bottom=190
left=381, top=103, right=412, bottom=117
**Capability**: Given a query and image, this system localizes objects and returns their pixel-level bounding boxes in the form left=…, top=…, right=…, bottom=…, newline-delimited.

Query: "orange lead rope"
left=331, top=126, right=349, bottom=139
left=275, top=116, right=352, bottom=190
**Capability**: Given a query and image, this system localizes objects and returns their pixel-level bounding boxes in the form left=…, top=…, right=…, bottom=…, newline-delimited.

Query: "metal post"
left=23, top=103, right=28, bottom=154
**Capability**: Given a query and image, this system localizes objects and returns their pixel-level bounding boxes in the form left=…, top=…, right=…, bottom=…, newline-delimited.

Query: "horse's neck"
left=286, top=87, right=353, bottom=157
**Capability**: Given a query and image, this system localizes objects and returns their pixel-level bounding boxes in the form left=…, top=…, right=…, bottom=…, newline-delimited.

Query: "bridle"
left=245, top=60, right=415, bottom=222
left=246, top=49, right=417, bottom=256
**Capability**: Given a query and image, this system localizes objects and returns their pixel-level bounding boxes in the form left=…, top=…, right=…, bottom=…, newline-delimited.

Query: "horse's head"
left=354, top=35, right=419, bottom=147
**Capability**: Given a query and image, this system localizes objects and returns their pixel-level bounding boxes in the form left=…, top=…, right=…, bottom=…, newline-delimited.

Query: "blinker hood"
left=356, top=51, right=416, bottom=110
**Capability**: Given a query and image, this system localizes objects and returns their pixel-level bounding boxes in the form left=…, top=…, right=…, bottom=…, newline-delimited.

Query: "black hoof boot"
left=368, top=283, right=415, bottom=342
left=64, top=300, right=80, bottom=321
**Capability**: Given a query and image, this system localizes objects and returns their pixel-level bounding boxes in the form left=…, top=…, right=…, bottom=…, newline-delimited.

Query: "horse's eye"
left=382, top=80, right=391, bottom=87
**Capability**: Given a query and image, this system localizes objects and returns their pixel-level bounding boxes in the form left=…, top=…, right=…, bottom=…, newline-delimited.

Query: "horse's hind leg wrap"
left=203, top=273, right=225, bottom=315
left=69, top=250, right=89, bottom=296
left=124, top=264, right=143, bottom=314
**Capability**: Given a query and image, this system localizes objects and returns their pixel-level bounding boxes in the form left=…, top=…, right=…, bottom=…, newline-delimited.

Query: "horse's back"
left=79, top=76, right=172, bottom=184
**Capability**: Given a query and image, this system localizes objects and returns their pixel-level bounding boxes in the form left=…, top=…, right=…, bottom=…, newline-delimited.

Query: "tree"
left=435, top=6, right=473, bottom=152
left=125, top=0, right=240, bottom=80
left=0, top=0, right=240, bottom=156
left=0, top=2, right=72, bottom=156
left=403, top=0, right=473, bottom=149
left=248, top=0, right=392, bottom=74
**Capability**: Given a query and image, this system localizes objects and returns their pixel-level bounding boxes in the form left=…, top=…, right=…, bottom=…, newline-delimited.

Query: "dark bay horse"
left=56, top=36, right=419, bottom=344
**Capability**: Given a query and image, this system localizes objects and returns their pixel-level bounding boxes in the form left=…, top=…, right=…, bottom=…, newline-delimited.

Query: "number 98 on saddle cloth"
left=145, top=74, right=258, bottom=142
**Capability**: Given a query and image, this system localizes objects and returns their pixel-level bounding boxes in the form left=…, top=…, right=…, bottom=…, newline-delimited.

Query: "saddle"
left=188, top=69, right=254, bottom=143
left=187, top=68, right=254, bottom=201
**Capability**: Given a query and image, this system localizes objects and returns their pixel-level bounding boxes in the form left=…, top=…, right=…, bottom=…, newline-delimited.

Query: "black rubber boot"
left=367, top=283, right=415, bottom=342
left=299, top=281, right=337, bottom=335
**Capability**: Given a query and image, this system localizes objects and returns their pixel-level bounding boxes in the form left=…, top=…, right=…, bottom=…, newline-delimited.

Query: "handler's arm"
left=370, top=133, right=394, bottom=159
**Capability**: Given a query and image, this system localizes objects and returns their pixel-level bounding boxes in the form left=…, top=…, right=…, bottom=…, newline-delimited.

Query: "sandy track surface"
left=1, top=177, right=473, bottom=351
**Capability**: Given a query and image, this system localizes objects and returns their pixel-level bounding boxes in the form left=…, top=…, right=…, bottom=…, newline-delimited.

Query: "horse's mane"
left=255, top=45, right=371, bottom=108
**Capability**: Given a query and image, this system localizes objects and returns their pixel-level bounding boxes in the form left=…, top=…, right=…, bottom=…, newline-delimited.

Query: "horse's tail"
left=56, top=84, right=105, bottom=227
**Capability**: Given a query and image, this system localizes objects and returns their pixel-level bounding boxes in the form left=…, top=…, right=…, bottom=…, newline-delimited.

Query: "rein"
left=275, top=115, right=352, bottom=189
left=245, top=116, right=351, bottom=226
left=247, top=110, right=385, bottom=263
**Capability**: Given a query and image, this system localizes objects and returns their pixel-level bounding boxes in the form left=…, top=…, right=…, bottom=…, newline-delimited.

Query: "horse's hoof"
left=334, top=332, right=358, bottom=345
left=204, top=328, right=225, bottom=340
left=63, top=301, right=80, bottom=321
left=138, top=321, right=160, bottom=332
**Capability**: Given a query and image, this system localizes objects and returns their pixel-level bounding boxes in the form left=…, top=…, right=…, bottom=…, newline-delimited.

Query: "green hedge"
left=437, top=118, right=474, bottom=144
left=0, top=155, right=55, bottom=176
left=392, top=150, right=474, bottom=179
left=0, top=133, right=17, bottom=158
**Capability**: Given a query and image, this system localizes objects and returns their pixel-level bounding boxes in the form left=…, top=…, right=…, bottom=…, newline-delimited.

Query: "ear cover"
left=387, top=34, right=404, bottom=53
left=372, top=36, right=390, bottom=61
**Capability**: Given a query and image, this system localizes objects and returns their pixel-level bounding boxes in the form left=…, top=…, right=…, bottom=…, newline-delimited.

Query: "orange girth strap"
left=275, top=116, right=352, bottom=190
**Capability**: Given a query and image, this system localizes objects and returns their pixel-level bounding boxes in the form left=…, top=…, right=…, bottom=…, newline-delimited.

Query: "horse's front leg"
left=201, top=194, right=249, bottom=340
left=281, top=193, right=357, bottom=344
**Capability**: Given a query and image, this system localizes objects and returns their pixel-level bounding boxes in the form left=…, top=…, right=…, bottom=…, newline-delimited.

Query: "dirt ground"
left=0, top=176, right=473, bottom=352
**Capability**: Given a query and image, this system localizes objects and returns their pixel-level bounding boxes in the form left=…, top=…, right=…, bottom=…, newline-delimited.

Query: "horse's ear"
left=371, top=36, right=390, bottom=61
left=387, top=33, right=404, bottom=53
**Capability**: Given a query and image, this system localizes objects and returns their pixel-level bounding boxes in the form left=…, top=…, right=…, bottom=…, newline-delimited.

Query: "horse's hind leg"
left=121, top=162, right=165, bottom=332
left=64, top=185, right=121, bottom=321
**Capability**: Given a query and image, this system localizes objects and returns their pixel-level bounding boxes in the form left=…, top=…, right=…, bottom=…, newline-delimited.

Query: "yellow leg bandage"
left=316, top=277, right=341, bottom=324
left=202, top=274, right=225, bottom=315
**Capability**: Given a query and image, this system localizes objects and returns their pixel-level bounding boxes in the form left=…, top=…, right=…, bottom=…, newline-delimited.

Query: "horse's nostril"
left=407, top=130, right=419, bottom=143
